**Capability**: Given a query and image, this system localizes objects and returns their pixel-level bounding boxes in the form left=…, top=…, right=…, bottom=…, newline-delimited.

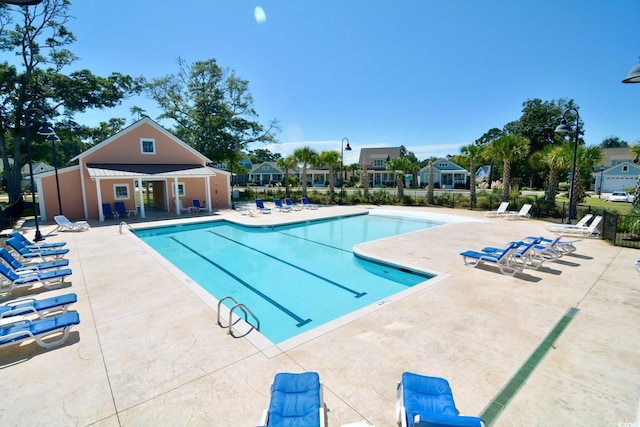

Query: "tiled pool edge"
left=479, top=307, right=580, bottom=425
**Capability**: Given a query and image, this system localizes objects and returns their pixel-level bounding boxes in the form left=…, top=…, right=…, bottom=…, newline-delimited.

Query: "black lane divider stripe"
left=207, top=230, right=367, bottom=298
left=169, top=237, right=312, bottom=327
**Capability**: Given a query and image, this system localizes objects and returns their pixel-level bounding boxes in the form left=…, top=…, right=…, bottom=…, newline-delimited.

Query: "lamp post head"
left=1, top=0, right=43, bottom=4
left=622, top=57, right=640, bottom=84
left=45, top=133, right=60, bottom=143
left=554, top=119, right=572, bottom=134
left=37, top=121, right=55, bottom=136
left=344, top=142, right=352, bottom=151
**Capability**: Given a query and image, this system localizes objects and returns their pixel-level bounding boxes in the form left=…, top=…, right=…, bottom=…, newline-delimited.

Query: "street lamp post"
left=599, top=165, right=604, bottom=198
left=555, top=108, right=580, bottom=224
left=228, top=142, right=236, bottom=210
left=340, top=138, right=352, bottom=204
left=46, top=133, right=62, bottom=215
left=24, top=109, right=56, bottom=241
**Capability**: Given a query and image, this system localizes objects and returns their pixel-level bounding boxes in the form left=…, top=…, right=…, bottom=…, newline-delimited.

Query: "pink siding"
left=40, top=168, right=85, bottom=221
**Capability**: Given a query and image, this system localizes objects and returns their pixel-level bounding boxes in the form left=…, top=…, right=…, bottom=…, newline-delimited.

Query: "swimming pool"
left=134, top=213, right=441, bottom=344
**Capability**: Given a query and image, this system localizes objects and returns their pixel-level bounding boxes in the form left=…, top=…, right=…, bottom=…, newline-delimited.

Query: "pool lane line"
left=169, top=237, right=312, bottom=328
left=207, top=230, right=367, bottom=298
left=479, top=307, right=580, bottom=426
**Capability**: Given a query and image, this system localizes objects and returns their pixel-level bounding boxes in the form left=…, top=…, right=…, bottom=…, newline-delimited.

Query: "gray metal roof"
left=86, top=163, right=217, bottom=178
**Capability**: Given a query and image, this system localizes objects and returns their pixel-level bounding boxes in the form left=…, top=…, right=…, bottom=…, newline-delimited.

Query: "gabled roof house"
left=592, top=161, right=640, bottom=193
left=36, top=117, right=230, bottom=221
left=418, top=158, right=469, bottom=189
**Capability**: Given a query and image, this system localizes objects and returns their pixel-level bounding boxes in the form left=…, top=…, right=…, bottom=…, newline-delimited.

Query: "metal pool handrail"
left=217, top=296, right=260, bottom=338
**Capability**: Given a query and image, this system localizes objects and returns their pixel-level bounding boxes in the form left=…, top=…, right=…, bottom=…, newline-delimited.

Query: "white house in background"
left=592, top=161, right=640, bottom=193
left=418, top=158, right=470, bottom=189
left=22, top=161, right=53, bottom=181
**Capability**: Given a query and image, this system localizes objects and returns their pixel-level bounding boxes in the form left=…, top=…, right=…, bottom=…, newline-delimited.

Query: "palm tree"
left=531, top=144, right=566, bottom=209
left=630, top=141, right=640, bottom=209
left=484, top=134, right=530, bottom=202
left=277, top=155, right=297, bottom=198
left=427, top=161, right=435, bottom=205
left=386, top=157, right=411, bottom=201
left=316, top=150, right=341, bottom=202
left=293, top=146, right=317, bottom=198
left=460, top=144, right=485, bottom=208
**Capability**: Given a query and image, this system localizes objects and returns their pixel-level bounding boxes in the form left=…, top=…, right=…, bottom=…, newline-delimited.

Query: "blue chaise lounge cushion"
left=267, top=372, right=321, bottom=427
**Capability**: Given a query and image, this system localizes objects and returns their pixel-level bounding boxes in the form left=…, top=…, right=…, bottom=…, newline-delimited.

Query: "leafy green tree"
left=474, top=128, right=504, bottom=147
left=315, top=150, right=341, bottom=202
left=276, top=155, right=297, bottom=198
left=0, top=0, right=144, bottom=202
left=460, top=144, right=485, bottom=208
left=147, top=57, right=279, bottom=163
left=601, top=136, right=628, bottom=148
left=293, top=146, right=317, bottom=198
left=484, top=134, right=530, bottom=202
left=249, top=148, right=281, bottom=163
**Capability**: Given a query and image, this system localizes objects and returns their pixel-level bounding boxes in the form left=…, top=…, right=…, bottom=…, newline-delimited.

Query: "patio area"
left=0, top=204, right=638, bottom=426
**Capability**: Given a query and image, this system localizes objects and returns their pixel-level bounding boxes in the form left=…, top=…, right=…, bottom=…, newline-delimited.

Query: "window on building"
left=623, top=165, right=629, bottom=172
left=141, top=138, right=155, bottom=154
left=172, top=182, right=185, bottom=196
left=114, top=184, right=130, bottom=200
left=373, top=159, right=384, bottom=167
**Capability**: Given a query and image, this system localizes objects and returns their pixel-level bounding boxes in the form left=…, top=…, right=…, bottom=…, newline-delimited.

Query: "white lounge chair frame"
left=54, top=215, right=90, bottom=232
left=547, top=215, right=602, bottom=237
left=504, top=203, right=532, bottom=220
left=485, top=202, right=509, bottom=217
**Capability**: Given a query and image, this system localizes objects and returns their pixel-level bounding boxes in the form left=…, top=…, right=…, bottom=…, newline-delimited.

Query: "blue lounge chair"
left=0, top=311, right=80, bottom=349
left=0, top=263, right=72, bottom=300
left=0, top=248, right=69, bottom=272
left=636, top=259, right=640, bottom=274
left=192, top=199, right=207, bottom=212
left=0, top=293, right=77, bottom=319
left=481, top=238, right=546, bottom=270
left=114, top=201, right=129, bottom=218
left=524, top=235, right=580, bottom=255
left=396, top=372, right=485, bottom=427
left=273, top=198, right=291, bottom=212
left=285, top=197, right=302, bottom=211
left=259, top=372, right=326, bottom=427
left=460, top=242, right=523, bottom=277
left=102, top=203, right=116, bottom=219
left=301, top=197, right=317, bottom=210
left=255, top=199, right=272, bottom=214
left=5, top=238, right=69, bottom=261
left=8, top=231, right=66, bottom=249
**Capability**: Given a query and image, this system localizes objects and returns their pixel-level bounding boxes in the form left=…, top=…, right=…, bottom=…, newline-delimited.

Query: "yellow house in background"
left=36, top=117, right=230, bottom=221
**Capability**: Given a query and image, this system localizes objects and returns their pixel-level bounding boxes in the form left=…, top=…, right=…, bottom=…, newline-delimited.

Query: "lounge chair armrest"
left=0, top=316, right=30, bottom=328
left=14, top=266, right=40, bottom=273
left=13, top=269, right=40, bottom=277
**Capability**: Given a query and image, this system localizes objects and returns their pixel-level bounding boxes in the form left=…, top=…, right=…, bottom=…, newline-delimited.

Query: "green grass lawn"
left=583, top=196, right=634, bottom=215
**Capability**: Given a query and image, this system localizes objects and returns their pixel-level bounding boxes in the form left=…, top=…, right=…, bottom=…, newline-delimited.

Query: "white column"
left=205, top=175, right=212, bottom=212
left=96, top=178, right=104, bottom=221
left=174, top=176, right=180, bottom=214
left=137, top=177, right=145, bottom=218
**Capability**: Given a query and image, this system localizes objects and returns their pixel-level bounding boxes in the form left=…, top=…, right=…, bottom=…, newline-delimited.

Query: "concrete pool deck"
left=0, top=205, right=638, bottom=426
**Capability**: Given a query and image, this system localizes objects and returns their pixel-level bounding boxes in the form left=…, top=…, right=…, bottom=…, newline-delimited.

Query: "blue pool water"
left=134, top=213, right=440, bottom=344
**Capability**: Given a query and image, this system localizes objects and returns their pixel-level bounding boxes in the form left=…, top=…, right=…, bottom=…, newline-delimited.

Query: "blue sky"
left=66, top=1, right=640, bottom=165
